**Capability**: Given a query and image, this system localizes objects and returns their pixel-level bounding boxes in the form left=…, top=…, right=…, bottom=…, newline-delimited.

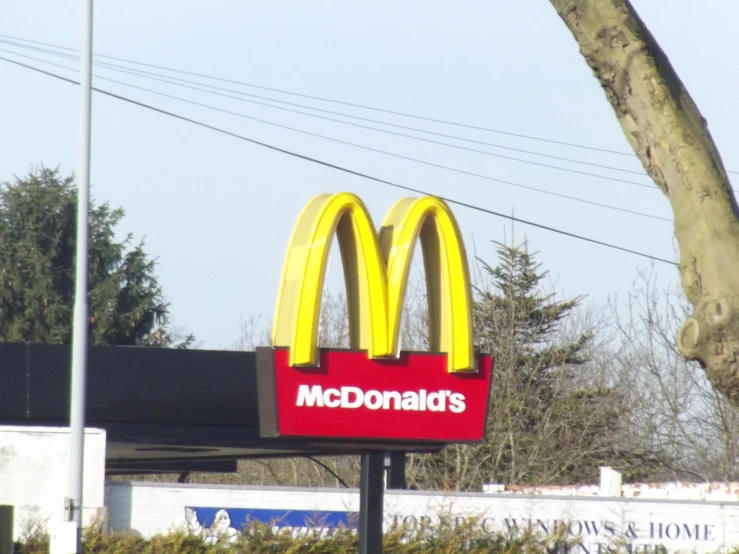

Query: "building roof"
left=0, top=342, right=439, bottom=474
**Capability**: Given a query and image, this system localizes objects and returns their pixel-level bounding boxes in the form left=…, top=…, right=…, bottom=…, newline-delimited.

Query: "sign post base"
left=359, top=452, right=384, bottom=554
left=0, top=506, right=13, bottom=554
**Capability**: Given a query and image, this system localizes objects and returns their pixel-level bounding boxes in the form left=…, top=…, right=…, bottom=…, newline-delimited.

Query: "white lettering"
left=427, top=391, right=446, bottom=412
left=449, top=392, right=466, bottom=413
left=341, top=386, right=364, bottom=408
left=296, top=385, right=324, bottom=407
left=295, top=385, right=467, bottom=413
left=364, top=390, right=383, bottom=410
left=383, top=390, right=402, bottom=410
left=323, top=388, right=341, bottom=408
left=401, top=391, right=420, bottom=411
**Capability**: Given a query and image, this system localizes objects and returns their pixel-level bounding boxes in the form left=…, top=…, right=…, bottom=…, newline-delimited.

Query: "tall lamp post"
left=68, top=0, right=94, bottom=551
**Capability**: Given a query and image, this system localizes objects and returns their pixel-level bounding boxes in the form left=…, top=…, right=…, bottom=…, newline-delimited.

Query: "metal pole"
left=359, top=452, right=384, bottom=554
left=69, top=0, right=93, bottom=549
left=386, top=452, right=407, bottom=490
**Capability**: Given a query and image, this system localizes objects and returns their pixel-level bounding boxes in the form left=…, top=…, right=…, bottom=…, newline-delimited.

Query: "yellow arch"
left=380, top=196, right=474, bottom=372
left=272, top=192, right=475, bottom=372
left=271, top=193, right=390, bottom=367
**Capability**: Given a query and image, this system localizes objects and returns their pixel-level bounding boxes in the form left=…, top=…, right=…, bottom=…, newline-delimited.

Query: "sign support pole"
left=68, top=0, right=93, bottom=551
left=359, top=451, right=384, bottom=554
left=386, top=452, right=406, bottom=489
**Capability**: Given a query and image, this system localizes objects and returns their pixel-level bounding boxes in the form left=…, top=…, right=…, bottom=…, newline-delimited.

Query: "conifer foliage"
left=0, top=167, right=192, bottom=348
left=410, top=239, right=636, bottom=490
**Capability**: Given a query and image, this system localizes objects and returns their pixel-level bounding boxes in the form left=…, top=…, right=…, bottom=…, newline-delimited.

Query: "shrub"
left=14, top=517, right=574, bottom=554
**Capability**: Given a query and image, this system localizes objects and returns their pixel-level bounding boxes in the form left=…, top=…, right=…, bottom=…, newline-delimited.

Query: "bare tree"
left=547, top=0, right=739, bottom=405
left=408, top=238, right=648, bottom=491
left=611, top=268, right=739, bottom=481
left=231, top=314, right=271, bottom=351
left=215, top=290, right=361, bottom=488
left=317, top=290, right=352, bottom=349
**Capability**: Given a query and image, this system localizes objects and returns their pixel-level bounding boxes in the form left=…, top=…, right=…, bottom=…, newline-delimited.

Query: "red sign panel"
left=256, top=347, right=493, bottom=443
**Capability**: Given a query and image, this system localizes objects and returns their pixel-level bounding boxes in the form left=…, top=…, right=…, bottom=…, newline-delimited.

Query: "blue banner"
left=184, top=506, right=357, bottom=543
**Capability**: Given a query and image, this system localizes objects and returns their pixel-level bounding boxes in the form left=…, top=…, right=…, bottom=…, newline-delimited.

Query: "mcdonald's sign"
left=256, top=193, right=493, bottom=442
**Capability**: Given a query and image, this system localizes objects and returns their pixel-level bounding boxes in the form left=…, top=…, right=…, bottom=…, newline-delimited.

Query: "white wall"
left=501, top=481, right=739, bottom=502
left=0, top=426, right=106, bottom=541
left=105, top=481, right=739, bottom=553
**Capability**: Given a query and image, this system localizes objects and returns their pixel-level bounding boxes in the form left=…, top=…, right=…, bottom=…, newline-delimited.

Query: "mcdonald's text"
left=295, top=385, right=467, bottom=413
left=257, top=348, right=493, bottom=442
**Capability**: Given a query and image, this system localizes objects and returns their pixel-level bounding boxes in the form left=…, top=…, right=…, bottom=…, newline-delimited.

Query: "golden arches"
left=272, top=192, right=475, bottom=372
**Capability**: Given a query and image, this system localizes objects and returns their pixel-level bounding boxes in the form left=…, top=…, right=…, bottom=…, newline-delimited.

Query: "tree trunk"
left=548, top=0, right=739, bottom=405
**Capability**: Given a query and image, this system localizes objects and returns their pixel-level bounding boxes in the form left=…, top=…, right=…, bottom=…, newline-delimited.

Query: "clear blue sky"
left=1, top=1, right=737, bottom=349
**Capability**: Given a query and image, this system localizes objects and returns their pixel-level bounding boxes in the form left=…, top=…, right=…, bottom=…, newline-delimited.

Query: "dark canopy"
left=0, top=343, right=436, bottom=474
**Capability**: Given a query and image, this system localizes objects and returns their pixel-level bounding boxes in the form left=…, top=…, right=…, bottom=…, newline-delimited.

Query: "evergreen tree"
left=0, top=167, right=192, bottom=348
left=475, top=239, right=604, bottom=484
left=409, top=238, right=657, bottom=490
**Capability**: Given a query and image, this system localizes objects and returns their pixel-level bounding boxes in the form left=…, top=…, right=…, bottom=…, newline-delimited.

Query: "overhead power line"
left=96, top=62, right=651, bottom=177
left=0, top=32, right=669, bottom=160
left=0, top=37, right=653, bottom=183
left=3, top=33, right=736, bottom=178
left=0, top=47, right=669, bottom=222
left=0, top=54, right=678, bottom=267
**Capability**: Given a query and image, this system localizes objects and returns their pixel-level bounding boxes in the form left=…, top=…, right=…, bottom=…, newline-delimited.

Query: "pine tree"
left=409, top=238, right=654, bottom=490
left=0, top=167, right=193, bottom=348
left=474, top=239, right=602, bottom=484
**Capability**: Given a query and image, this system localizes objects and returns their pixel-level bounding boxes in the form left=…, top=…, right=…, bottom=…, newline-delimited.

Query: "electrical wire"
left=0, top=54, right=678, bottom=266
left=4, top=34, right=735, bottom=179
left=0, top=37, right=653, bottom=181
left=0, top=47, right=670, bottom=223
left=96, top=61, right=651, bottom=177
left=0, top=33, right=672, bottom=162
